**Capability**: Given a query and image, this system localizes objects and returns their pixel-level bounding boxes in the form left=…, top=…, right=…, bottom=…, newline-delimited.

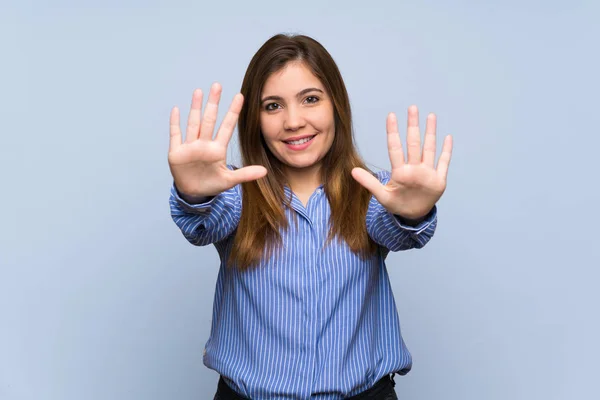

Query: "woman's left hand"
left=352, top=105, right=453, bottom=221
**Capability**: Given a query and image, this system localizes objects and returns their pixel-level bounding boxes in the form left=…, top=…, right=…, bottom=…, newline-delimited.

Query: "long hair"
left=230, top=33, right=377, bottom=269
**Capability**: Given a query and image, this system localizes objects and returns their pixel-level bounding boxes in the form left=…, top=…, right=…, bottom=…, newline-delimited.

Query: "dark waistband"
left=346, top=374, right=395, bottom=399
left=217, top=374, right=395, bottom=399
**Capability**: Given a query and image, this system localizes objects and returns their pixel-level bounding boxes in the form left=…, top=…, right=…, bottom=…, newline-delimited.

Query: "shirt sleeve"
left=169, top=180, right=242, bottom=246
left=366, top=170, right=437, bottom=252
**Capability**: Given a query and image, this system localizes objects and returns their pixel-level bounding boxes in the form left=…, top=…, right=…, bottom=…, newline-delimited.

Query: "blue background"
left=2, top=0, right=599, bottom=399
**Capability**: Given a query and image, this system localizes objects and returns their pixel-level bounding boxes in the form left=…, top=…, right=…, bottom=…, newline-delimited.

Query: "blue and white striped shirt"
left=169, top=169, right=437, bottom=399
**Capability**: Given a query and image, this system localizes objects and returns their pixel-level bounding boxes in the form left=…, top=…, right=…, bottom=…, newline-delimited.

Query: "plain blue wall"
left=2, top=1, right=599, bottom=399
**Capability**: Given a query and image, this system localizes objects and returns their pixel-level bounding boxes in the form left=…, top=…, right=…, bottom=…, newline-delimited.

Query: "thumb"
left=351, top=168, right=386, bottom=200
left=228, top=165, right=268, bottom=185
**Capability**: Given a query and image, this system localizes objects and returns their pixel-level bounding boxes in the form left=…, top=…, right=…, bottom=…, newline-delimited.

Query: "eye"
left=304, top=96, right=320, bottom=104
left=265, top=102, right=281, bottom=111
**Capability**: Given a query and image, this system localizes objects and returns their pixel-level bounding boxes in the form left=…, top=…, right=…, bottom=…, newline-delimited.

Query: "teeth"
left=287, top=136, right=313, bottom=145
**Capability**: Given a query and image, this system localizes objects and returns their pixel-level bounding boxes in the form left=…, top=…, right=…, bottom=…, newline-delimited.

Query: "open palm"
left=352, top=105, right=453, bottom=220
left=168, top=83, right=267, bottom=201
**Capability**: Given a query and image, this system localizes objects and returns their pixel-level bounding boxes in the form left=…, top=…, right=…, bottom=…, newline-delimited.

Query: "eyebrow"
left=260, top=88, right=324, bottom=104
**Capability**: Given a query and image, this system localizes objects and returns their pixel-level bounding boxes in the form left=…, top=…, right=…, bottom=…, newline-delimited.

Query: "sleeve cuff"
left=391, top=205, right=437, bottom=234
left=171, top=183, right=219, bottom=214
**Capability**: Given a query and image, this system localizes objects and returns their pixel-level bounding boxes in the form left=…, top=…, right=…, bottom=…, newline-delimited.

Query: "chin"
left=283, top=157, right=323, bottom=170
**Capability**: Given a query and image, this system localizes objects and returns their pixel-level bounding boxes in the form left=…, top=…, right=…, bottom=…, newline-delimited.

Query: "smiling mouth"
left=283, top=135, right=316, bottom=145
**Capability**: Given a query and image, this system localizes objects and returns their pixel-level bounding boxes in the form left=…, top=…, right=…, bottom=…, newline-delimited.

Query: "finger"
left=386, top=113, right=405, bottom=169
left=169, top=106, right=182, bottom=152
left=215, top=93, right=244, bottom=147
left=227, top=165, right=268, bottom=185
left=436, top=135, right=453, bottom=181
left=199, top=82, right=222, bottom=140
left=351, top=167, right=388, bottom=201
left=422, top=113, right=437, bottom=167
left=185, top=89, right=203, bottom=143
left=406, top=105, right=422, bottom=165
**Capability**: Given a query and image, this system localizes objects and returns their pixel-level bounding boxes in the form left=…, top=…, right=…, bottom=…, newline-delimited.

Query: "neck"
left=283, top=163, right=322, bottom=195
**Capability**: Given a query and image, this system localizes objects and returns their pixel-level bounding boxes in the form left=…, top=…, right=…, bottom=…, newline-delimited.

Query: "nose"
left=283, top=105, right=306, bottom=131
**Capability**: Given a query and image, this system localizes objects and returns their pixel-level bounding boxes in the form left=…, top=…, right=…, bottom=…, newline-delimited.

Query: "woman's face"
left=259, top=61, right=335, bottom=175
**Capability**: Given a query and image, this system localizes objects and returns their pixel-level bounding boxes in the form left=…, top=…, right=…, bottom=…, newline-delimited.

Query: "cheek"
left=315, top=106, right=335, bottom=132
left=259, top=116, right=279, bottom=141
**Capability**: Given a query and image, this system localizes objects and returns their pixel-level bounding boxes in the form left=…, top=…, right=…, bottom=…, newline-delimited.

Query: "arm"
left=167, top=85, right=266, bottom=246
left=366, top=170, right=437, bottom=251
left=352, top=106, right=452, bottom=251
left=169, top=181, right=241, bottom=246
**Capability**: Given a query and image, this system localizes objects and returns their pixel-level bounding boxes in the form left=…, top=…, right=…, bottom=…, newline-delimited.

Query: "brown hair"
left=231, top=33, right=377, bottom=269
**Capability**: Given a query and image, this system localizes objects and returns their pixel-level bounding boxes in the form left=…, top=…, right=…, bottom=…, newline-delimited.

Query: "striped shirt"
left=169, top=169, right=437, bottom=399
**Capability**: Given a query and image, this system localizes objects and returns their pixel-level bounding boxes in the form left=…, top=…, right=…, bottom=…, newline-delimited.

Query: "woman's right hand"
left=168, top=83, right=267, bottom=202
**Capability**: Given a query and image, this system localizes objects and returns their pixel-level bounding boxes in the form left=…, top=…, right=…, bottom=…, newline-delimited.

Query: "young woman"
left=168, top=34, right=452, bottom=400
